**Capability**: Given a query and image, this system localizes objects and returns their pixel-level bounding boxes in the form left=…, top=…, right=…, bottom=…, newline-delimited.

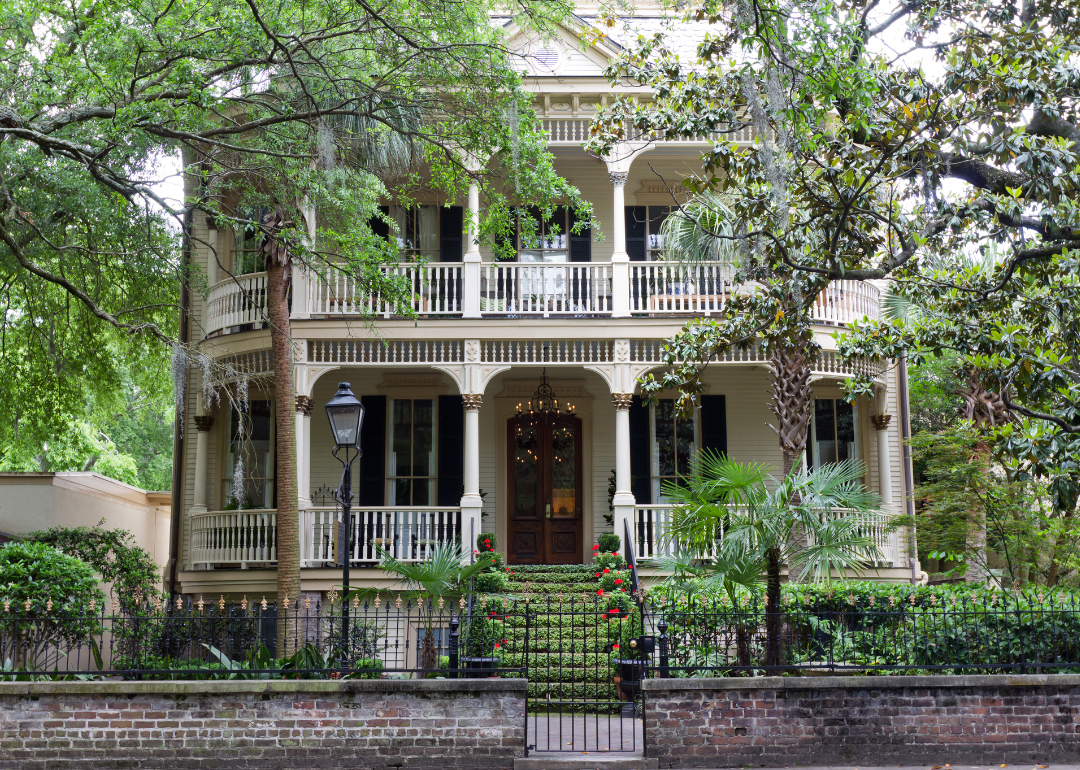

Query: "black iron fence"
left=0, top=594, right=523, bottom=679
left=651, top=591, right=1080, bottom=675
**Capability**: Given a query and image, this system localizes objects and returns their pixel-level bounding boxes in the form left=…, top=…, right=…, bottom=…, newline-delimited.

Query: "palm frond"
left=659, top=191, right=741, bottom=266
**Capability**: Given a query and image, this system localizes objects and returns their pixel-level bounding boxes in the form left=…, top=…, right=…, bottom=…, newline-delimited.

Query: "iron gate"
left=521, top=597, right=650, bottom=755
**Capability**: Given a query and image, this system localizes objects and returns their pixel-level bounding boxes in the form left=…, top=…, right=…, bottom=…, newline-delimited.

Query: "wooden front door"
left=507, top=413, right=583, bottom=564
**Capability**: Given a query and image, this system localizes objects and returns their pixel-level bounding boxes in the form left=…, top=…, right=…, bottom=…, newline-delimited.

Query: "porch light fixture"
left=515, top=368, right=574, bottom=417
left=325, top=382, right=364, bottom=670
left=326, top=382, right=365, bottom=448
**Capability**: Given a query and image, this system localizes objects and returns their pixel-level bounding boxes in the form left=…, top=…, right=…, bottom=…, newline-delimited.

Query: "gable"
left=503, top=19, right=619, bottom=79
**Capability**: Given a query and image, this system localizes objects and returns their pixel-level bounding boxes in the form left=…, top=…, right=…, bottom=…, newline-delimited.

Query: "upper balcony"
left=203, top=261, right=880, bottom=337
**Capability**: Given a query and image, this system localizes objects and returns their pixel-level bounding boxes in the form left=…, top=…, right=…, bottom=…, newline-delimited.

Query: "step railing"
left=190, top=509, right=277, bottom=569
left=633, top=504, right=900, bottom=566
left=205, top=272, right=267, bottom=335
left=302, top=506, right=463, bottom=566
left=479, top=262, right=613, bottom=316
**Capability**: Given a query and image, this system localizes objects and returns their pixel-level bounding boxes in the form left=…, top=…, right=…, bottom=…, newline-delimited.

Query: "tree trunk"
left=266, top=257, right=300, bottom=655
left=765, top=547, right=783, bottom=669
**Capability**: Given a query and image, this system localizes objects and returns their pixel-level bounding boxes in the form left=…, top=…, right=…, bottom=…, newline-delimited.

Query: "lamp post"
left=325, top=382, right=365, bottom=666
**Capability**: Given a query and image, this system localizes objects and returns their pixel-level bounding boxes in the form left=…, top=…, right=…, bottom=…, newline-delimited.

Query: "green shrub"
left=0, top=541, right=106, bottom=669
left=474, top=571, right=508, bottom=593
left=476, top=532, right=497, bottom=554
left=597, top=533, right=620, bottom=553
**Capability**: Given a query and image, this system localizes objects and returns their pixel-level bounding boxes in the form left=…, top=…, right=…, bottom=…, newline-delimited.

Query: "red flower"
left=596, top=589, right=603, bottom=596
left=501, top=639, right=508, bottom=644
left=494, top=643, right=501, bottom=649
left=612, top=643, right=620, bottom=650
left=592, top=545, right=600, bottom=551
left=612, top=552, right=618, bottom=557
left=614, top=579, right=623, bottom=585
left=595, top=572, right=601, bottom=578
left=609, top=609, right=620, bottom=614
left=603, top=568, right=610, bottom=574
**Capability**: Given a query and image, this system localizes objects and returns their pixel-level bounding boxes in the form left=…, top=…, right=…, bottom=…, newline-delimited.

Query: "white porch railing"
left=632, top=504, right=901, bottom=567
left=204, top=264, right=880, bottom=335
left=205, top=272, right=267, bottom=335
left=308, top=263, right=463, bottom=317
left=629, top=261, right=739, bottom=315
left=302, top=506, right=463, bottom=566
left=190, top=510, right=277, bottom=569
left=479, top=262, right=613, bottom=316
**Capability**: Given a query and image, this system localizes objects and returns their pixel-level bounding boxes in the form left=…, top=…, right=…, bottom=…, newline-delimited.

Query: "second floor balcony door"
left=507, top=412, right=583, bottom=565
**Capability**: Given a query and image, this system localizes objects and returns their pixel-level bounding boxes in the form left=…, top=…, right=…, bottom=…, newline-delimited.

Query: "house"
left=169, top=4, right=916, bottom=600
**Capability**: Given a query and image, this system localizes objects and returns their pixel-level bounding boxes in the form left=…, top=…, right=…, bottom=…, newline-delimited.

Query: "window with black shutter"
left=358, top=395, right=387, bottom=507
left=625, top=206, right=647, bottom=261
left=437, top=395, right=464, bottom=506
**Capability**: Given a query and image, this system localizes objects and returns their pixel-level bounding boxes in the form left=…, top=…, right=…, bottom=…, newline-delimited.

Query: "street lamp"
left=325, top=382, right=364, bottom=666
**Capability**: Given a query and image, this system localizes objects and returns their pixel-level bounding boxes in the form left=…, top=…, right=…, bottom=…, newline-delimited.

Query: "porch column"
left=296, top=395, right=313, bottom=566
left=871, top=414, right=893, bottom=508
left=609, top=171, right=631, bottom=318
left=191, top=413, right=213, bottom=514
left=871, top=413, right=895, bottom=565
left=612, top=393, right=636, bottom=547
left=460, top=394, right=484, bottom=557
left=462, top=181, right=482, bottom=319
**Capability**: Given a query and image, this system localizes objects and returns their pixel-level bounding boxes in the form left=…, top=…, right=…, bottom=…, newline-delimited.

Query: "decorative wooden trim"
left=612, top=394, right=634, bottom=410
left=498, top=380, right=591, bottom=399
left=462, top=394, right=483, bottom=411
left=377, top=373, right=447, bottom=391
left=609, top=171, right=628, bottom=187
left=870, top=414, right=892, bottom=431
left=193, top=415, right=215, bottom=432
left=295, top=395, right=313, bottom=416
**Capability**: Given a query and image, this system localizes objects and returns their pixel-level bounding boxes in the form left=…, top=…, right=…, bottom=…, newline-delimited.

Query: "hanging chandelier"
left=515, top=368, right=575, bottom=417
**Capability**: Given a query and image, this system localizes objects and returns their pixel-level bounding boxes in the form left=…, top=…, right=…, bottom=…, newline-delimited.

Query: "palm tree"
left=661, top=450, right=882, bottom=668
left=354, top=544, right=494, bottom=671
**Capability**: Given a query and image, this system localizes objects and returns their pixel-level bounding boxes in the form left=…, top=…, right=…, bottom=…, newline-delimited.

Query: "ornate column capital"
left=462, top=394, right=483, bottom=411
left=870, top=414, right=892, bottom=431
left=609, top=171, right=628, bottom=187
left=612, top=393, right=634, bottom=410
left=295, top=395, right=314, bottom=416
left=193, top=415, right=214, bottom=432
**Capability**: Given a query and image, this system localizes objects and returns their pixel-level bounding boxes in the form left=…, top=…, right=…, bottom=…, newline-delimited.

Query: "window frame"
left=229, top=207, right=270, bottom=277
left=516, top=207, right=570, bottom=263
left=649, top=398, right=699, bottom=503
left=807, top=398, right=861, bottom=471
left=391, top=204, right=441, bottom=262
left=220, top=397, right=276, bottom=510
left=645, top=205, right=675, bottom=261
left=387, top=397, right=438, bottom=507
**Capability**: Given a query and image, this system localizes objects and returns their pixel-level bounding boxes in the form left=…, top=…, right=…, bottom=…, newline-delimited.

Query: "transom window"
left=808, top=399, right=859, bottom=470
left=222, top=399, right=274, bottom=509
left=392, top=205, right=440, bottom=260
left=388, top=398, right=436, bottom=505
left=651, top=399, right=697, bottom=502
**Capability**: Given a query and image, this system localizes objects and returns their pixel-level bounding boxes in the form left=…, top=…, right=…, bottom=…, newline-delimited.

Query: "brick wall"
left=0, top=678, right=525, bottom=769
left=643, top=674, right=1080, bottom=768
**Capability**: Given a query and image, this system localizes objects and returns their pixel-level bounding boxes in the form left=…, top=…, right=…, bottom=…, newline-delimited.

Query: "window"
left=646, top=206, right=673, bottom=260
left=807, top=399, right=859, bottom=470
left=388, top=398, right=436, bottom=505
left=651, top=399, right=697, bottom=502
left=223, top=399, right=275, bottom=508
left=393, top=205, right=440, bottom=260
left=231, top=208, right=268, bottom=276
left=518, top=207, right=569, bottom=264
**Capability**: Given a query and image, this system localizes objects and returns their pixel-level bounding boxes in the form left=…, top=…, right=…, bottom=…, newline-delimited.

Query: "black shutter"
left=439, top=206, right=463, bottom=262
left=569, top=207, right=591, bottom=262
left=629, top=396, right=651, bottom=505
left=437, top=395, right=464, bottom=506
left=368, top=205, right=390, bottom=240
left=700, top=395, right=728, bottom=459
left=359, top=395, right=386, bottom=506
left=625, top=206, right=647, bottom=261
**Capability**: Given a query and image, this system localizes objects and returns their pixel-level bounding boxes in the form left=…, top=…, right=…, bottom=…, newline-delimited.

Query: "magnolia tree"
left=586, top=0, right=1080, bottom=551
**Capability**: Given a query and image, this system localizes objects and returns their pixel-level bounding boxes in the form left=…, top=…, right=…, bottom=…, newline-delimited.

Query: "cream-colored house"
left=171, top=5, right=915, bottom=598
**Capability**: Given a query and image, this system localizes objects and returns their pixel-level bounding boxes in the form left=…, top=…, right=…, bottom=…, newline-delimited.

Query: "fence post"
left=657, top=618, right=670, bottom=679
left=448, top=611, right=459, bottom=679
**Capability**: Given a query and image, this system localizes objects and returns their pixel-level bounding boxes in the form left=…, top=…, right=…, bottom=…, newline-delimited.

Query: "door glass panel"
left=512, top=418, right=540, bottom=518
left=550, top=417, right=577, bottom=517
